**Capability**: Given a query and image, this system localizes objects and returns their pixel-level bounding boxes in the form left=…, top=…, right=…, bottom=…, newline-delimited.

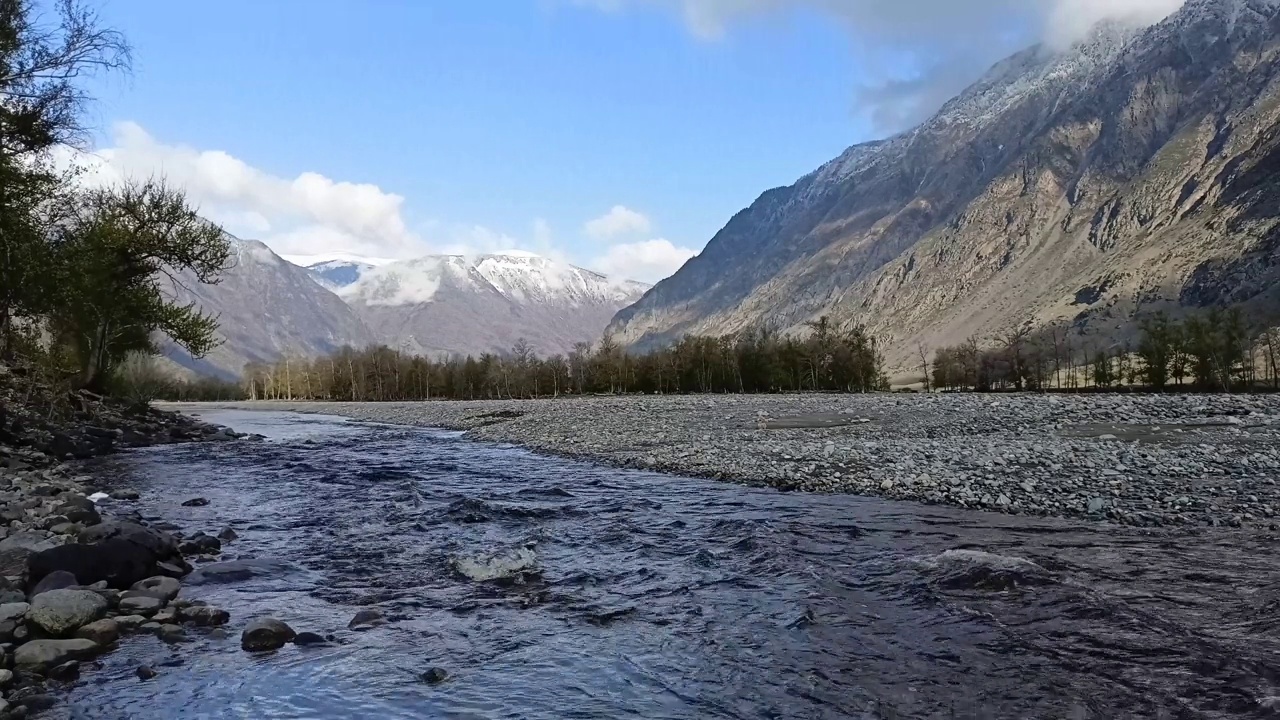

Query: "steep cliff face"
left=609, top=0, right=1280, bottom=370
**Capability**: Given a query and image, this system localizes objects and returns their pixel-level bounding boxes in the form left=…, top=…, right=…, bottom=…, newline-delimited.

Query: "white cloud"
left=590, top=238, right=696, bottom=283
left=55, top=122, right=696, bottom=283
left=56, top=121, right=428, bottom=260
left=584, top=205, right=653, bottom=240
left=576, top=0, right=1188, bottom=131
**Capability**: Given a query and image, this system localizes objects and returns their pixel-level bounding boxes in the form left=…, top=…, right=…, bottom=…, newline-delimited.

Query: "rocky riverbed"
left=201, top=393, right=1280, bottom=529
left=0, top=373, right=297, bottom=717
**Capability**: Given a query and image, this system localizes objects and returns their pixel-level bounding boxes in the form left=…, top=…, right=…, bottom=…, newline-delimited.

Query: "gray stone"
left=118, top=595, right=163, bottom=615
left=0, top=603, right=28, bottom=624
left=347, top=608, right=385, bottom=630
left=115, top=614, right=148, bottom=631
left=241, top=617, right=295, bottom=652
left=75, top=618, right=120, bottom=645
left=0, top=668, right=11, bottom=687
left=156, top=624, right=187, bottom=644
left=179, top=605, right=229, bottom=627
left=129, top=576, right=181, bottom=603
left=28, top=589, right=108, bottom=637
left=13, top=639, right=100, bottom=670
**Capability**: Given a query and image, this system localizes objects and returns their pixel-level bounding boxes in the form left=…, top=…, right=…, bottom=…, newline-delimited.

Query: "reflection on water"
left=60, top=410, right=1280, bottom=719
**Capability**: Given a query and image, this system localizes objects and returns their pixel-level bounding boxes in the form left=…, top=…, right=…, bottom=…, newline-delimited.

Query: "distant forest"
left=150, top=318, right=889, bottom=401
left=148, top=305, right=1280, bottom=403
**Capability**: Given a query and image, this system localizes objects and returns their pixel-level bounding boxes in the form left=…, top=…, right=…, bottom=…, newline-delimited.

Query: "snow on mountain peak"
left=342, top=252, right=648, bottom=309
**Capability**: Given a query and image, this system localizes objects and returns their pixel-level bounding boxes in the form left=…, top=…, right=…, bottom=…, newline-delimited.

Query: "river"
left=58, top=410, right=1280, bottom=719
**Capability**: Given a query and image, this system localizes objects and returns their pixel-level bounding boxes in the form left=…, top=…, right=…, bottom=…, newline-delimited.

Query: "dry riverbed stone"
left=28, top=589, right=107, bottom=636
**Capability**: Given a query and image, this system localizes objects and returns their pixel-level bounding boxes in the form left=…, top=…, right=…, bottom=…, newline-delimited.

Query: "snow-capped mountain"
left=305, top=259, right=377, bottom=290
left=343, top=252, right=650, bottom=357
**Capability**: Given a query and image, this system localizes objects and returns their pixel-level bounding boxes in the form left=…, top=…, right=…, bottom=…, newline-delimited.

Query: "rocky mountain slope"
left=342, top=252, right=650, bottom=358
left=161, top=239, right=377, bottom=379
left=608, top=0, right=1280, bottom=372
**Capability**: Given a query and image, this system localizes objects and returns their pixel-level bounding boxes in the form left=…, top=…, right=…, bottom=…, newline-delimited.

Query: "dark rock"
left=52, top=497, right=100, bottom=526
left=240, top=617, right=295, bottom=652
left=46, top=660, right=79, bottom=681
left=30, top=570, right=78, bottom=597
left=420, top=667, right=448, bottom=684
left=135, top=665, right=157, bottom=681
left=184, top=559, right=298, bottom=586
left=180, top=498, right=209, bottom=507
left=29, top=538, right=158, bottom=590
left=178, top=532, right=221, bottom=556
left=347, top=608, right=385, bottom=630
left=16, top=693, right=57, bottom=712
left=292, top=631, right=326, bottom=646
left=112, top=489, right=140, bottom=501
left=155, top=560, right=189, bottom=578
left=78, top=521, right=179, bottom=560
left=217, top=526, right=238, bottom=542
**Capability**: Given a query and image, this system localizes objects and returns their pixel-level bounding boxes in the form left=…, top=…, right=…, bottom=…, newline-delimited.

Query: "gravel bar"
left=197, top=394, right=1280, bottom=529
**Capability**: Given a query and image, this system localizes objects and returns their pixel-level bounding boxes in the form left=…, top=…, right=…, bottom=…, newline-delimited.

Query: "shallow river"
left=58, top=410, right=1280, bottom=719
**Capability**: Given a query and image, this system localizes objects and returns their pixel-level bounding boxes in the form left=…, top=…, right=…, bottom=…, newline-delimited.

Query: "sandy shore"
left=181, top=393, right=1280, bottom=529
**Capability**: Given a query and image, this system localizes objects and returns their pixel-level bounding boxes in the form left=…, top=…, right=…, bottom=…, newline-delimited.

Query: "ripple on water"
left=63, top=409, right=1280, bottom=720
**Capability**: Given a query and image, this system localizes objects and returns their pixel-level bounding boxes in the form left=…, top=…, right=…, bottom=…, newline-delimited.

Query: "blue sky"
left=68, top=0, right=1183, bottom=282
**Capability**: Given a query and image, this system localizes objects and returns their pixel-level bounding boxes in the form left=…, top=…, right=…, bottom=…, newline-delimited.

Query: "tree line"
left=0, top=0, right=230, bottom=403
left=928, top=307, right=1280, bottom=393
left=157, top=317, right=889, bottom=402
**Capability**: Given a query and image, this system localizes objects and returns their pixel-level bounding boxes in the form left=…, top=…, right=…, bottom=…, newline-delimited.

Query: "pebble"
left=265, top=394, right=1280, bottom=528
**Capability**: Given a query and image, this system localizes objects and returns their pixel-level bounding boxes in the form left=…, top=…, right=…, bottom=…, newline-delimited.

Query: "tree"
left=49, top=180, right=231, bottom=390
left=917, top=342, right=930, bottom=392
left=1137, top=312, right=1175, bottom=389
left=0, top=0, right=131, bottom=353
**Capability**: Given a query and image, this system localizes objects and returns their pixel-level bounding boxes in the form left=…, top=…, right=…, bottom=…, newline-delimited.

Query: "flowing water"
left=57, top=410, right=1280, bottom=719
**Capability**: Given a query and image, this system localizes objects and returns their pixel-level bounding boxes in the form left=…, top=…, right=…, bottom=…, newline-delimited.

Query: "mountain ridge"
left=608, top=0, right=1280, bottom=372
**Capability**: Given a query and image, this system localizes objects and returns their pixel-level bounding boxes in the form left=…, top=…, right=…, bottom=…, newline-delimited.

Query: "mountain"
left=341, top=252, right=650, bottom=357
left=608, top=0, right=1280, bottom=373
left=162, top=238, right=377, bottom=378
left=306, top=259, right=376, bottom=290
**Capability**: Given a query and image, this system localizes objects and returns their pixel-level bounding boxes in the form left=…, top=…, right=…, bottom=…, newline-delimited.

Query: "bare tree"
left=917, top=342, right=931, bottom=392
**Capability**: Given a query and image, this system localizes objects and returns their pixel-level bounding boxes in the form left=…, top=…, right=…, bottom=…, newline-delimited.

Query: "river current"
left=56, top=410, right=1280, bottom=719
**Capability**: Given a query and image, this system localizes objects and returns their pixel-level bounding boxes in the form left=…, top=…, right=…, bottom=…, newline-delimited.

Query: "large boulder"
left=241, top=617, right=295, bottom=652
left=14, top=639, right=101, bottom=670
left=28, top=539, right=158, bottom=590
left=27, top=589, right=108, bottom=636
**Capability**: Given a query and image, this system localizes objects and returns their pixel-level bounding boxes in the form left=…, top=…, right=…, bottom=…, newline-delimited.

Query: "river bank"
left=0, top=374, right=265, bottom=717
left=183, top=393, right=1280, bottom=529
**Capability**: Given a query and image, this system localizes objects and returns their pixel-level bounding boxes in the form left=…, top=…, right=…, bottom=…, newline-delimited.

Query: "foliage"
left=47, top=181, right=231, bottom=390
left=235, top=318, right=888, bottom=402
left=0, top=2, right=228, bottom=400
